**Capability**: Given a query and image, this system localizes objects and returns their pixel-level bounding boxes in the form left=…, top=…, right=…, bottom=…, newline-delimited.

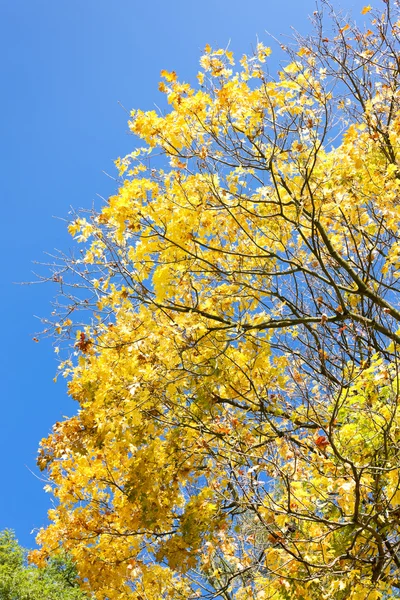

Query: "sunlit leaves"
left=33, top=3, right=400, bottom=598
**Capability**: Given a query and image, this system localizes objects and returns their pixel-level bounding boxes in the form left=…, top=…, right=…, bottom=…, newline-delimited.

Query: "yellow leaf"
left=361, top=5, right=372, bottom=14
left=297, top=47, right=309, bottom=57
left=160, top=69, right=177, bottom=83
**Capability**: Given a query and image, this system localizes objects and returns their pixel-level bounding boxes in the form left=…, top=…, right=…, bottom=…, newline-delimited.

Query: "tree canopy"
left=32, top=2, right=400, bottom=598
left=0, top=530, right=87, bottom=599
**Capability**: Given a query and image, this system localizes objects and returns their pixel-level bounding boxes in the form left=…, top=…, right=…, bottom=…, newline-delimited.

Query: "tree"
left=32, top=1, right=400, bottom=598
left=0, top=530, right=88, bottom=599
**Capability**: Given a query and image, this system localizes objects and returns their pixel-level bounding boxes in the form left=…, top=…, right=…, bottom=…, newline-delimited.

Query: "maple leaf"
left=315, top=435, right=330, bottom=449
left=361, top=5, right=372, bottom=15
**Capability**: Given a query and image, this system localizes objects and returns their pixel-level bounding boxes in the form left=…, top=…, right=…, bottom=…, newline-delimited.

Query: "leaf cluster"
left=32, top=1, right=400, bottom=598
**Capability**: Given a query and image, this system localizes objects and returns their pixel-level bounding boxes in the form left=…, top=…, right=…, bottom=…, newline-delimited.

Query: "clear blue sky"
left=1, top=0, right=368, bottom=548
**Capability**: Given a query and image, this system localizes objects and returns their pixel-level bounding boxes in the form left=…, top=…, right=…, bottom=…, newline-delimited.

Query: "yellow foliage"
left=35, top=5, right=400, bottom=599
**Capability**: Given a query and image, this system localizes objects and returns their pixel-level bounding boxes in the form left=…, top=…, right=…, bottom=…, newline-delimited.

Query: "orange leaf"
left=315, top=435, right=329, bottom=448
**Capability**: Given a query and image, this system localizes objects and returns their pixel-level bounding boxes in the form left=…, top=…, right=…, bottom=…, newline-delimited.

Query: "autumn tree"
left=32, top=1, right=400, bottom=598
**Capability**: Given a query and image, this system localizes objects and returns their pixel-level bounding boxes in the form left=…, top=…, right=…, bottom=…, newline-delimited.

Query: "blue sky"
left=1, top=0, right=368, bottom=548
